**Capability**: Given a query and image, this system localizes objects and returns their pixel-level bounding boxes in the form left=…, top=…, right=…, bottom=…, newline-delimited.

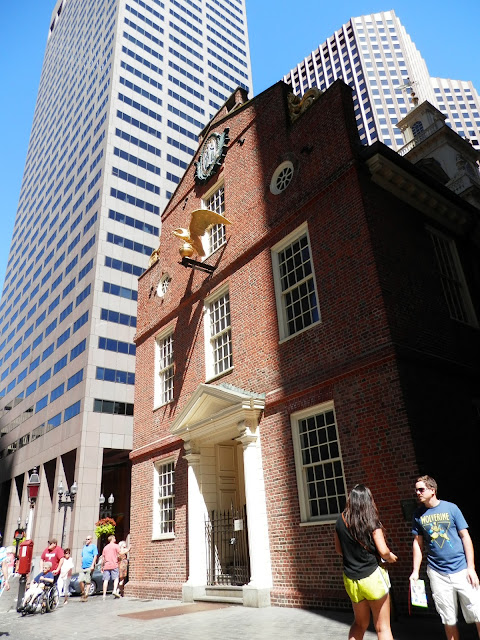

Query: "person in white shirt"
left=58, top=548, right=74, bottom=604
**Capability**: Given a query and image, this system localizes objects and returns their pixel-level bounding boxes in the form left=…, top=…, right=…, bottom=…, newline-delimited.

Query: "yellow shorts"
left=343, top=565, right=390, bottom=603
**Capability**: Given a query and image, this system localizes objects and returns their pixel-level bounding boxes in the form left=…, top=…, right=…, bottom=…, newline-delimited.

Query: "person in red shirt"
left=100, top=535, right=121, bottom=599
left=40, top=538, right=64, bottom=576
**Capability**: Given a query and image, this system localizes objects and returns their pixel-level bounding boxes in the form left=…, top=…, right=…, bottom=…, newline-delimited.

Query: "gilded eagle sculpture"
left=173, top=208, right=231, bottom=258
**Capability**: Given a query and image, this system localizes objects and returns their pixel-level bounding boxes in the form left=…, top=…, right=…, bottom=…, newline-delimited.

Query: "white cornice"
left=366, top=153, right=473, bottom=234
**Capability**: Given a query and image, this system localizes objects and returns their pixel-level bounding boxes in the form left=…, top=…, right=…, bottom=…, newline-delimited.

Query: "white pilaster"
left=182, top=441, right=207, bottom=602
left=237, top=421, right=272, bottom=607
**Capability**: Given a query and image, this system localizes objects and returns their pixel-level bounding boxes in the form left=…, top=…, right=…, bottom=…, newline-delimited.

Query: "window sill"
left=299, top=518, right=337, bottom=527
left=278, top=320, right=321, bottom=345
left=153, top=400, right=173, bottom=412
left=151, top=533, right=175, bottom=541
left=205, top=366, right=234, bottom=384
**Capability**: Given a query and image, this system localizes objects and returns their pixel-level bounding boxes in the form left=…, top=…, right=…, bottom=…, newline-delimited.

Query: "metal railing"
left=398, top=120, right=444, bottom=156
left=205, top=505, right=250, bottom=586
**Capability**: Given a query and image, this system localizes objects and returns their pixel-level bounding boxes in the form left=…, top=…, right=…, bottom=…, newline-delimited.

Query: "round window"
left=157, top=274, right=171, bottom=298
left=270, top=161, right=294, bottom=195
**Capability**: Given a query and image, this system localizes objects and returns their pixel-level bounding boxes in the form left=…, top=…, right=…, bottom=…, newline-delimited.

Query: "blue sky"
left=1, top=0, right=479, bottom=291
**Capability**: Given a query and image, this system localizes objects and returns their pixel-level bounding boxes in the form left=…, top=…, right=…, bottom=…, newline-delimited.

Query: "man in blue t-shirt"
left=79, top=535, right=98, bottom=602
left=410, top=475, right=480, bottom=639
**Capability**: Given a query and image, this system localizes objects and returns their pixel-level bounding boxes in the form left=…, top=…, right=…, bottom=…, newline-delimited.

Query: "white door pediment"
left=170, top=383, right=265, bottom=444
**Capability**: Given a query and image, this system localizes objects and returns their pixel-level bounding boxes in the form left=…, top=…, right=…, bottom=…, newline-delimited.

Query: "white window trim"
left=270, top=160, right=295, bottom=195
left=153, top=327, right=174, bottom=410
left=428, top=226, right=478, bottom=327
left=152, top=457, right=176, bottom=541
left=201, top=179, right=226, bottom=258
left=203, top=283, right=233, bottom=382
left=291, top=401, right=346, bottom=524
left=271, top=222, right=321, bottom=342
left=157, top=273, right=171, bottom=298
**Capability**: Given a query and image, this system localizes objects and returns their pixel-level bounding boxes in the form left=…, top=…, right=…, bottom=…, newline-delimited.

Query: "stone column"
left=237, top=421, right=272, bottom=607
left=182, top=441, right=207, bottom=602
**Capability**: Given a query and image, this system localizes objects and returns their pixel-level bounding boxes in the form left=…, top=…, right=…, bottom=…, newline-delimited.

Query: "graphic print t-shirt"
left=41, top=546, right=64, bottom=570
left=412, top=500, right=468, bottom=574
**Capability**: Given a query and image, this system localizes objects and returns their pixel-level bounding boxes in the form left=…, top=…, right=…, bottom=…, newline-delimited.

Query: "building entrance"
left=204, top=442, right=250, bottom=586
left=205, top=504, right=250, bottom=586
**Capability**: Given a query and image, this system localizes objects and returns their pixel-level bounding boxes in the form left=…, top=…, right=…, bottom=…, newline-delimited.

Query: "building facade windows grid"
left=0, top=0, right=252, bottom=487
left=203, top=183, right=226, bottom=255
left=153, top=458, right=175, bottom=539
left=429, top=228, right=478, bottom=327
left=291, top=402, right=347, bottom=523
left=204, top=287, right=232, bottom=380
left=154, top=331, right=174, bottom=408
left=271, top=224, right=320, bottom=341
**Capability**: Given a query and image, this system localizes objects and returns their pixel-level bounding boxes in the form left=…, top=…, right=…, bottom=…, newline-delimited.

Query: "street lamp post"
left=14, top=517, right=28, bottom=563
left=57, top=480, right=77, bottom=548
left=17, top=468, right=40, bottom=610
left=99, top=493, right=115, bottom=519
left=25, top=468, right=40, bottom=540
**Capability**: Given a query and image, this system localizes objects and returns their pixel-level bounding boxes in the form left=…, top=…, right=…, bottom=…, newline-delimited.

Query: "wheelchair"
left=21, top=582, right=59, bottom=615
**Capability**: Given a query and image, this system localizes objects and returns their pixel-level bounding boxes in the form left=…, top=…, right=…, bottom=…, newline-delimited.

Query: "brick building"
left=129, top=80, right=480, bottom=609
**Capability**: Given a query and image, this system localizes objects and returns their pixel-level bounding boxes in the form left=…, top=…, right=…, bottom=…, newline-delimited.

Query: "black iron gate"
left=205, top=505, right=250, bottom=585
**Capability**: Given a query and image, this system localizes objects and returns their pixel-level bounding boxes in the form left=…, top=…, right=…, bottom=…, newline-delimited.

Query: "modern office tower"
left=431, top=78, right=480, bottom=146
left=0, top=0, right=251, bottom=554
left=284, top=9, right=480, bottom=151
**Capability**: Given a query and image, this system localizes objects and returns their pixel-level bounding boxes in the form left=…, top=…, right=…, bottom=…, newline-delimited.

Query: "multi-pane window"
left=154, top=460, right=175, bottom=538
left=429, top=229, right=477, bottom=326
left=155, top=333, right=174, bottom=407
left=206, top=289, right=232, bottom=378
left=292, top=403, right=346, bottom=522
left=93, top=399, right=134, bottom=416
left=272, top=224, right=320, bottom=340
left=204, top=185, right=226, bottom=255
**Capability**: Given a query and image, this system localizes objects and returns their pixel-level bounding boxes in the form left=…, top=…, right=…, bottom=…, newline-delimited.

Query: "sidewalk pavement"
left=1, top=576, right=478, bottom=640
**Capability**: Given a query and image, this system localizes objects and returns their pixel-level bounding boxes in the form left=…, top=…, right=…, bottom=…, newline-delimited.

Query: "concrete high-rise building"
left=284, top=9, right=480, bottom=151
left=0, top=0, right=251, bottom=558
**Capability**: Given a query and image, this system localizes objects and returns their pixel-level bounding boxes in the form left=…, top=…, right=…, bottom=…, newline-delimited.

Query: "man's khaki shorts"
left=78, top=568, right=92, bottom=583
left=428, top=566, right=480, bottom=625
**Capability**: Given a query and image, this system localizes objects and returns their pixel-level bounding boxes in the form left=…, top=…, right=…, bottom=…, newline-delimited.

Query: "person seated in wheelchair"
left=21, top=562, right=55, bottom=610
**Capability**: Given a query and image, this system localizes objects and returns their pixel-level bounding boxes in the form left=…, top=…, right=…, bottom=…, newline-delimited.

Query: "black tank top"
left=335, top=514, right=379, bottom=580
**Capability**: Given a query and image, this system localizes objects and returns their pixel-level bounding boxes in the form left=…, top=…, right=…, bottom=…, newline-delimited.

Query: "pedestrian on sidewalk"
left=101, top=535, right=121, bottom=599
left=58, top=548, right=74, bottom=604
left=410, top=475, right=480, bottom=640
left=79, top=535, right=98, bottom=602
left=117, top=540, right=130, bottom=597
left=40, top=538, right=64, bottom=576
left=0, top=540, right=10, bottom=592
left=335, top=484, right=398, bottom=640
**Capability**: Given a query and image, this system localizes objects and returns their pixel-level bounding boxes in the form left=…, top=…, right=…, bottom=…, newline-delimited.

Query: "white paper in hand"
left=410, top=579, right=428, bottom=608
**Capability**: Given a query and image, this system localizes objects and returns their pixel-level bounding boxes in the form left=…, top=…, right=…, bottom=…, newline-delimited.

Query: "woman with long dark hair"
left=334, top=484, right=398, bottom=640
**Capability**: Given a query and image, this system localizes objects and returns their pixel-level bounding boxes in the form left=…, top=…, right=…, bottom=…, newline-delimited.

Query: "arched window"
left=412, top=120, right=424, bottom=137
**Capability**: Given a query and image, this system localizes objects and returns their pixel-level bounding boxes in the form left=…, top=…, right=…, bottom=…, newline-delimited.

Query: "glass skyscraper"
left=0, top=0, right=251, bottom=551
left=284, top=9, right=480, bottom=151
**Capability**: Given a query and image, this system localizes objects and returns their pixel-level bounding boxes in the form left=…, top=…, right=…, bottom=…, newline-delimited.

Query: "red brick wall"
left=130, top=79, right=479, bottom=608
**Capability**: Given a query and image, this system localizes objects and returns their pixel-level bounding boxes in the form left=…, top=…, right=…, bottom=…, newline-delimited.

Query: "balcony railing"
left=398, top=120, right=444, bottom=156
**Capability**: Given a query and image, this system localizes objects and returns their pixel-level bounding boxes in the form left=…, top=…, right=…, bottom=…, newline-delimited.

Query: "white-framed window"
left=203, top=182, right=226, bottom=255
left=291, top=402, right=347, bottom=523
left=411, top=120, right=424, bottom=137
left=154, top=331, right=174, bottom=408
left=153, top=459, right=175, bottom=539
left=157, top=274, right=171, bottom=298
left=271, top=223, right=321, bottom=341
left=270, top=161, right=294, bottom=195
left=428, top=227, right=478, bottom=326
left=204, top=285, right=232, bottom=380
